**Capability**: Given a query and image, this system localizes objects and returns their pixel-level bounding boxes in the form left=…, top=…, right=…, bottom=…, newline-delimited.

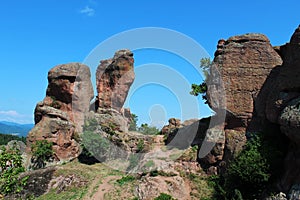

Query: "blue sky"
left=0, top=0, right=299, bottom=125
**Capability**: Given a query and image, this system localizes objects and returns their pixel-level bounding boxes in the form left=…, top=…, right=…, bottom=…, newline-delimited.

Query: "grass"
left=144, top=160, right=155, bottom=168
left=36, top=160, right=124, bottom=200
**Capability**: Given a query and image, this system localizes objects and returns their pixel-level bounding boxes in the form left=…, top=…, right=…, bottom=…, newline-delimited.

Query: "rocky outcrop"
left=207, top=33, right=283, bottom=130
left=91, top=49, right=135, bottom=133
left=161, top=118, right=182, bottom=135
left=27, top=63, right=94, bottom=162
left=199, top=26, right=300, bottom=192
left=264, top=26, right=300, bottom=192
left=197, top=33, right=282, bottom=169
left=96, top=49, right=135, bottom=114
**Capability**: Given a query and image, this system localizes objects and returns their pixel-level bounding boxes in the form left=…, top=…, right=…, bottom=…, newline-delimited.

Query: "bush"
left=224, top=133, right=270, bottom=199
left=209, top=132, right=284, bottom=199
left=127, top=154, right=141, bottom=171
left=80, top=130, right=110, bottom=162
left=154, top=193, right=175, bottom=200
left=0, top=145, right=28, bottom=195
left=31, top=140, right=53, bottom=169
left=129, top=114, right=138, bottom=131
left=138, top=123, right=160, bottom=135
left=116, top=175, right=135, bottom=186
left=137, top=140, right=144, bottom=152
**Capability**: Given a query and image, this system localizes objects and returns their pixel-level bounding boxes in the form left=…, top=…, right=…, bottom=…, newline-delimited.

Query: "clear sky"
left=1, top=0, right=299, bottom=126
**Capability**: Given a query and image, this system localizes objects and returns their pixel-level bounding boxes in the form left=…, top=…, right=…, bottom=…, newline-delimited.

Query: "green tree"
left=190, top=58, right=212, bottom=104
left=31, top=140, right=53, bottom=169
left=129, top=113, right=138, bottom=131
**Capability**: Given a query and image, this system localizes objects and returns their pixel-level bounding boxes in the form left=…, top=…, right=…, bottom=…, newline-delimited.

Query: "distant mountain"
left=0, top=121, right=34, bottom=137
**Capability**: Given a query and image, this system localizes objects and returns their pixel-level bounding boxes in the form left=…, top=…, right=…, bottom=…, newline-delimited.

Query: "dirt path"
left=88, top=175, right=120, bottom=200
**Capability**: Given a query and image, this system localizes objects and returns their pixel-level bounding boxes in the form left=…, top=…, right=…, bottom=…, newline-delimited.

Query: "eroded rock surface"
left=96, top=49, right=135, bottom=113
left=207, top=33, right=283, bottom=130
left=27, top=63, right=94, bottom=161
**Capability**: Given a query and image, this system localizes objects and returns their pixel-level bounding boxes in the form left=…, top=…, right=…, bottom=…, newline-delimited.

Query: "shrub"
left=209, top=132, right=284, bottom=199
left=137, top=140, right=144, bottom=152
left=127, top=154, right=141, bottom=171
left=31, top=140, right=53, bottom=169
left=154, top=193, right=175, bottom=200
left=138, top=123, right=160, bottom=135
left=82, top=118, right=98, bottom=132
left=116, top=175, right=135, bottom=186
left=224, top=133, right=270, bottom=199
left=80, top=130, right=110, bottom=162
left=0, top=145, right=28, bottom=195
left=129, top=114, right=138, bottom=131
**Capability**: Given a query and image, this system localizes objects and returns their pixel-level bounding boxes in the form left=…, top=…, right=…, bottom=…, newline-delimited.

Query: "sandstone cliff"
left=203, top=26, right=300, bottom=192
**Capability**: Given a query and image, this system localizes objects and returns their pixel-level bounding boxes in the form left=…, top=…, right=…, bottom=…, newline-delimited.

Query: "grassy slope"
left=36, top=148, right=214, bottom=200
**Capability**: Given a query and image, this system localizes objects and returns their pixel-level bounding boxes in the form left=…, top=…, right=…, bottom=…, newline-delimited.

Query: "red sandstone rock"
left=96, top=49, right=135, bottom=113
left=27, top=63, right=94, bottom=162
left=207, top=33, right=283, bottom=130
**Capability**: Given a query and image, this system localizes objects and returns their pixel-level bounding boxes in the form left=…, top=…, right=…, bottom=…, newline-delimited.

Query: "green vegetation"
left=0, top=145, right=28, bottom=195
left=82, top=118, right=98, bottom=132
left=127, top=154, right=140, bottom=171
left=49, top=96, right=61, bottom=109
left=116, top=175, right=135, bottom=186
left=149, top=170, right=177, bottom=177
left=138, top=123, right=160, bottom=135
left=174, top=166, right=214, bottom=199
left=154, top=193, right=175, bottom=200
left=137, top=140, right=144, bottom=152
left=36, top=161, right=123, bottom=200
left=129, top=114, right=138, bottom=131
left=31, top=140, right=54, bottom=169
left=81, top=130, right=110, bottom=162
left=144, top=160, right=154, bottom=168
left=190, top=58, right=212, bottom=104
left=79, top=118, right=111, bottom=164
left=128, top=114, right=160, bottom=135
left=209, top=132, right=285, bottom=199
left=0, top=133, right=26, bottom=145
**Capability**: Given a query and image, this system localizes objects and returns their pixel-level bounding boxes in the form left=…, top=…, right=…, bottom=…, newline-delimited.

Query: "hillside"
left=0, top=121, right=33, bottom=137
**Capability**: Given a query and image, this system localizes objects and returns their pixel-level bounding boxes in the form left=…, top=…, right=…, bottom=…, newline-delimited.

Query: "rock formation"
left=89, top=49, right=136, bottom=134
left=207, top=33, right=283, bottom=130
left=199, top=26, right=300, bottom=192
left=264, top=26, right=300, bottom=192
left=161, top=27, right=300, bottom=195
left=194, top=33, right=282, bottom=169
left=27, top=63, right=94, bottom=162
left=96, top=49, right=135, bottom=114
